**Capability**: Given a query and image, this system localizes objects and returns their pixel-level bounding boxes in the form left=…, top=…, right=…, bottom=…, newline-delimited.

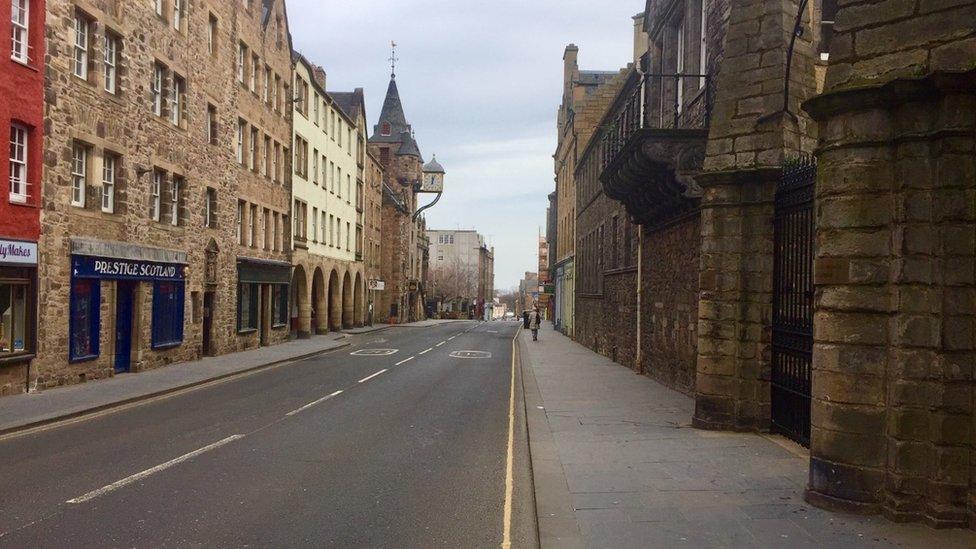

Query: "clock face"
left=421, top=173, right=443, bottom=193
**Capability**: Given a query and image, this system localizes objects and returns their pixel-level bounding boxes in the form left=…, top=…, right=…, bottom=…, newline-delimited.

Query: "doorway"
left=115, top=281, right=136, bottom=373
left=203, top=291, right=216, bottom=356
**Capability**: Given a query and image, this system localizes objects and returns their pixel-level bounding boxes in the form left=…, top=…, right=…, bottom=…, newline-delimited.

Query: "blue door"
left=115, top=281, right=135, bottom=373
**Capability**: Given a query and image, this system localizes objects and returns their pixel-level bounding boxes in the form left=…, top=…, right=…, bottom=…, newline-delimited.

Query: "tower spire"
left=389, top=41, right=398, bottom=79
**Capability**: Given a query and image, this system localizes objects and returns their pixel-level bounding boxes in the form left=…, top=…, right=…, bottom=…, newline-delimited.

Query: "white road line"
left=419, top=348, right=433, bottom=355
left=285, top=390, right=344, bottom=417
left=66, top=434, right=245, bottom=504
left=435, top=341, right=446, bottom=347
left=448, top=336, right=456, bottom=341
left=394, top=356, right=414, bottom=366
left=501, top=326, right=520, bottom=549
left=358, top=369, right=388, bottom=383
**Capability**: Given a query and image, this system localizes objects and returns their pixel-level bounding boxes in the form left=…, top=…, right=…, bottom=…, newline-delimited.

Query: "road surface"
left=0, top=321, right=535, bottom=548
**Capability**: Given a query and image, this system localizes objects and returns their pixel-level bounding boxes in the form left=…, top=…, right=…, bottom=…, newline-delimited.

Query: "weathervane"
left=389, top=41, right=398, bottom=78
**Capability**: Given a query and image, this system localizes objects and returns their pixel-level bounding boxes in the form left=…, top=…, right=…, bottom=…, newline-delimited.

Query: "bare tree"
left=429, top=256, right=478, bottom=312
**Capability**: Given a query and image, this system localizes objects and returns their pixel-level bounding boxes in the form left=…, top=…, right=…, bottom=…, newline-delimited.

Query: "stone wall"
left=803, top=0, right=976, bottom=529
left=641, top=214, right=701, bottom=394
left=34, top=0, right=292, bottom=390
left=693, top=0, right=821, bottom=431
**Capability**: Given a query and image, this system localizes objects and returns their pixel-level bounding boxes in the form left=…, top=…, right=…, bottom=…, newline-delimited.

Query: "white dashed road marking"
left=358, top=369, right=388, bottom=383
left=67, top=434, right=246, bottom=504
left=395, top=356, right=414, bottom=366
left=435, top=342, right=446, bottom=347
left=286, top=390, right=344, bottom=417
left=418, top=348, right=433, bottom=355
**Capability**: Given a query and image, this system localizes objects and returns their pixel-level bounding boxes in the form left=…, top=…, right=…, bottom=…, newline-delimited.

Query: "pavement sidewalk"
left=519, top=324, right=976, bottom=549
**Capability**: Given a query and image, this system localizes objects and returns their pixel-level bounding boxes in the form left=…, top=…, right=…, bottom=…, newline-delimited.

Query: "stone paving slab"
left=520, top=324, right=976, bottom=549
left=0, top=333, right=351, bottom=436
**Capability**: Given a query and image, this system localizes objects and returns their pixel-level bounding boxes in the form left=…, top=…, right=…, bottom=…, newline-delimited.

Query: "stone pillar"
left=314, top=286, right=328, bottom=335
left=693, top=0, right=820, bottom=431
left=803, top=0, right=976, bottom=529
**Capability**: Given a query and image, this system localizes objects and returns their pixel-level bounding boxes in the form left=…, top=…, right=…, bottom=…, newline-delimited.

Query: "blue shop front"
left=69, top=239, right=188, bottom=373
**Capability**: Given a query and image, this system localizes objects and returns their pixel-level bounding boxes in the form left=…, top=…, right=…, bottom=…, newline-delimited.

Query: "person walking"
left=529, top=307, right=541, bottom=341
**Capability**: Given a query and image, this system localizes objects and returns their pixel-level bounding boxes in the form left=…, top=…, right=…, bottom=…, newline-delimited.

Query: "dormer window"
left=381, top=122, right=391, bottom=136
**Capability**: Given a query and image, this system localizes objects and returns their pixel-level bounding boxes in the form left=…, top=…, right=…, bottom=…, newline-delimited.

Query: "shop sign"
left=368, top=279, right=386, bottom=291
left=72, top=255, right=185, bottom=281
left=0, top=239, right=37, bottom=265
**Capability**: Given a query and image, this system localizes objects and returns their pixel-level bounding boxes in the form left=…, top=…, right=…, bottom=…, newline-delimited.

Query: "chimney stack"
left=312, top=65, right=327, bottom=90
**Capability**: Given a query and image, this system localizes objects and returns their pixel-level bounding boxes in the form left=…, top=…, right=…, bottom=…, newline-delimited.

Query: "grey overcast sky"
left=289, top=0, right=642, bottom=290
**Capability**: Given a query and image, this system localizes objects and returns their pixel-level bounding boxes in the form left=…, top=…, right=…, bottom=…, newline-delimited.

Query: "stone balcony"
left=596, top=67, right=713, bottom=228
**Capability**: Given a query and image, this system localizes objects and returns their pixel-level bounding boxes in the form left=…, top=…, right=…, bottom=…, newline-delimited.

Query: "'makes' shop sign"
left=72, top=256, right=186, bottom=282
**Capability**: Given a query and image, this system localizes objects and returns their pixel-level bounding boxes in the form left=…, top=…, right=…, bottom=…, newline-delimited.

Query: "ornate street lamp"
left=413, top=155, right=445, bottom=221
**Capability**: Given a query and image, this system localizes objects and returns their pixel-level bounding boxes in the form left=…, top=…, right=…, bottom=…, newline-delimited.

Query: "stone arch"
left=354, top=271, right=364, bottom=327
left=312, top=267, right=327, bottom=334
left=342, top=271, right=353, bottom=328
left=291, top=264, right=310, bottom=338
left=328, top=269, right=342, bottom=331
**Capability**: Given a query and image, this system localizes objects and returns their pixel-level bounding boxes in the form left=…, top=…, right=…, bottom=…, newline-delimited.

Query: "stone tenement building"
left=428, top=229, right=492, bottom=318
left=289, top=54, right=366, bottom=338
left=363, top=147, right=384, bottom=324
left=551, top=44, right=618, bottom=338
left=569, top=0, right=976, bottom=530
left=369, top=71, right=430, bottom=323
left=35, top=0, right=293, bottom=390
left=0, top=0, right=45, bottom=395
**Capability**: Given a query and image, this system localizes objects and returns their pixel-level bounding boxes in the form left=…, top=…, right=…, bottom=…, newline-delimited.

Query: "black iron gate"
left=771, top=155, right=816, bottom=447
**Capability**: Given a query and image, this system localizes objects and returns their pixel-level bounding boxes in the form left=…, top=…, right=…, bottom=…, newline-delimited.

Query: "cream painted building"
left=289, top=54, right=366, bottom=337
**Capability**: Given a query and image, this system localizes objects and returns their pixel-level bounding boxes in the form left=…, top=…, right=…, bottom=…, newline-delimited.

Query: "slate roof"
left=423, top=156, right=444, bottom=173
left=396, top=131, right=422, bottom=159
left=329, top=90, right=364, bottom=122
left=371, top=77, right=412, bottom=143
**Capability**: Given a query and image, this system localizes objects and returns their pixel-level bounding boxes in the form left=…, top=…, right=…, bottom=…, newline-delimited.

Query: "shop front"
left=236, top=257, right=291, bottom=347
left=69, top=239, right=187, bottom=373
left=0, top=238, right=38, bottom=394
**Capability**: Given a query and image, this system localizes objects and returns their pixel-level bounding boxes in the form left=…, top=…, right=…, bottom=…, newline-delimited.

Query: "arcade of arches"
left=290, top=262, right=366, bottom=338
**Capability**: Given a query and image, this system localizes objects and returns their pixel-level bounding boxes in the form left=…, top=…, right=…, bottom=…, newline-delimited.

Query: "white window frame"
left=263, top=66, right=271, bottom=102
left=699, top=0, right=707, bottom=89
left=236, top=200, right=244, bottom=243
left=11, top=0, right=29, bottom=64
left=170, top=176, right=181, bottom=226
left=312, top=149, right=319, bottom=184
left=248, top=205, right=256, bottom=246
left=73, top=14, right=89, bottom=80
left=155, top=0, right=163, bottom=17
left=71, top=143, right=87, bottom=207
left=236, top=120, right=245, bottom=164
left=237, top=42, right=245, bottom=83
left=151, top=171, right=162, bottom=221
left=103, top=33, right=117, bottom=94
left=170, top=73, right=183, bottom=126
left=676, top=20, right=686, bottom=115
left=250, top=53, right=258, bottom=92
left=152, top=64, right=164, bottom=116
left=311, top=207, right=318, bottom=243
left=9, top=124, right=28, bottom=203
left=101, top=153, right=115, bottom=213
left=172, top=0, right=182, bottom=30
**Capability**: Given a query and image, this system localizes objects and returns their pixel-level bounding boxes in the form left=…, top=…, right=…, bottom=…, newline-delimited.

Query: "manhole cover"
left=350, top=349, right=399, bottom=356
left=449, top=350, right=492, bottom=359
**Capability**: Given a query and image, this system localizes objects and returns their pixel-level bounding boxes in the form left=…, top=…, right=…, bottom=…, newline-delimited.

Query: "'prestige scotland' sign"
left=72, top=255, right=185, bottom=281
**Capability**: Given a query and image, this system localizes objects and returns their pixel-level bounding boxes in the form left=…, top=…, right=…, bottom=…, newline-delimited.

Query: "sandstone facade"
left=35, top=0, right=292, bottom=390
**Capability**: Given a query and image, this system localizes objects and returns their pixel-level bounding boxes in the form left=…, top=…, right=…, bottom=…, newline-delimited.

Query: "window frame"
left=101, top=152, right=116, bottom=213
left=151, top=169, right=162, bottom=221
left=8, top=124, right=28, bottom=203
left=170, top=175, right=182, bottom=226
left=71, top=142, right=88, bottom=207
left=151, top=281, right=185, bottom=349
left=69, top=278, right=100, bottom=362
left=72, top=12, right=90, bottom=80
left=237, top=282, right=259, bottom=332
left=103, top=32, right=118, bottom=94
left=10, top=0, right=29, bottom=64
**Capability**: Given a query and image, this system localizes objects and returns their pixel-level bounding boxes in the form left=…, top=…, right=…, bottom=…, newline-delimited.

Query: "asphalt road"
left=0, top=321, right=535, bottom=548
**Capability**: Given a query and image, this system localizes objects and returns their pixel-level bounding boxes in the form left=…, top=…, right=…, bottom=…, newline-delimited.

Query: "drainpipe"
left=635, top=224, right=643, bottom=374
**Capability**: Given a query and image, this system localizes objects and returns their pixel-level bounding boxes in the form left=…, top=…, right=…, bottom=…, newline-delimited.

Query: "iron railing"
left=600, top=71, right=713, bottom=171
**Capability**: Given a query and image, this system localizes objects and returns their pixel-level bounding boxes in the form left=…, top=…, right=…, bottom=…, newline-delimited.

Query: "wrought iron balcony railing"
left=600, top=71, right=713, bottom=172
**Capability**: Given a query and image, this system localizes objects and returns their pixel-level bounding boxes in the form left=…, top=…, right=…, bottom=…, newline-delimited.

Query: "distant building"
left=427, top=229, right=493, bottom=320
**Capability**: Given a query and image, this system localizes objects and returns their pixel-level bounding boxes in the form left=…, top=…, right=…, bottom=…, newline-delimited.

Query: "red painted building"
left=0, top=0, right=44, bottom=394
